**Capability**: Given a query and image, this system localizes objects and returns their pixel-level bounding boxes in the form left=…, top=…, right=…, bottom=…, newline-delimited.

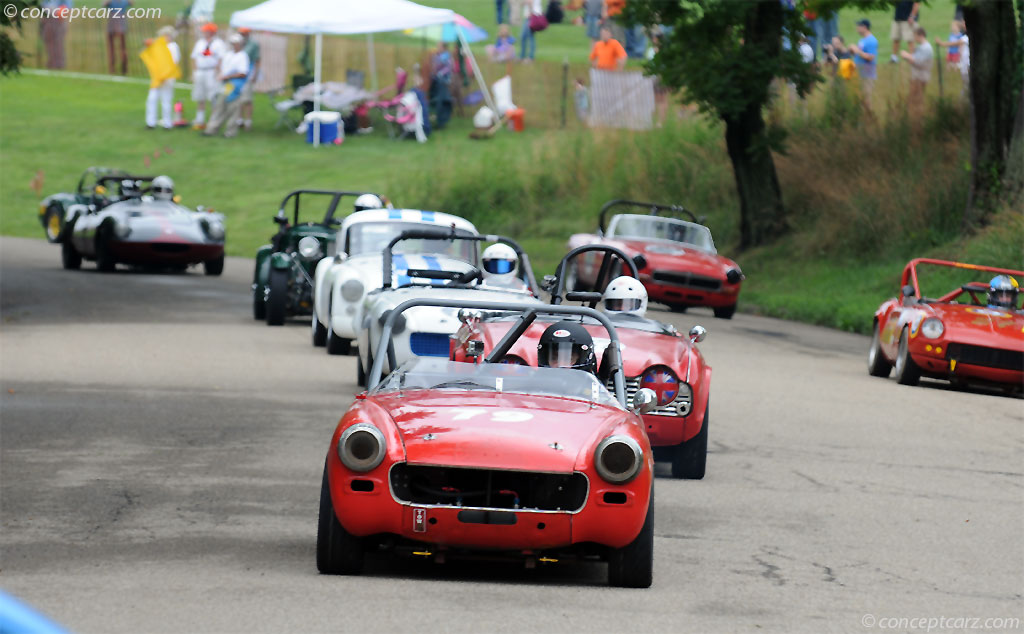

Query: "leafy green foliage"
left=1, top=1, right=38, bottom=75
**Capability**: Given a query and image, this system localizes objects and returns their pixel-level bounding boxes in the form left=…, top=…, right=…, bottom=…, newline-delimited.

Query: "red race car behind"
left=868, top=258, right=1024, bottom=392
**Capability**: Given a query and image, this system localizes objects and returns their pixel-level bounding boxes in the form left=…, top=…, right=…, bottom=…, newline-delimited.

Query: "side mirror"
left=458, top=308, right=483, bottom=324
left=902, top=285, right=916, bottom=298
left=87, top=204, right=97, bottom=212
left=688, top=325, right=707, bottom=343
left=632, top=388, right=657, bottom=415
left=273, top=210, right=287, bottom=225
left=541, top=274, right=557, bottom=292
left=632, top=253, right=647, bottom=271
left=333, top=253, right=347, bottom=264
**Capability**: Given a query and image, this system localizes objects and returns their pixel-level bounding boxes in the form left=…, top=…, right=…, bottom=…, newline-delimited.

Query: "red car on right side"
left=868, top=258, right=1024, bottom=391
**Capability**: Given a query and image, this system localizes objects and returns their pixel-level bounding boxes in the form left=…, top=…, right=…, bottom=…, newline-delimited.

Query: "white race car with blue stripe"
left=311, top=209, right=478, bottom=355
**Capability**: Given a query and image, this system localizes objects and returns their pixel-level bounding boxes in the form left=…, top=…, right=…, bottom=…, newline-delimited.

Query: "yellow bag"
left=838, top=58, right=857, bottom=80
left=140, top=36, right=181, bottom=88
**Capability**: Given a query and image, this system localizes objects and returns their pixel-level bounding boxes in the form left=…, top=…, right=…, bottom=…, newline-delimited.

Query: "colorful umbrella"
left=406, top=14, right=488, bottom=43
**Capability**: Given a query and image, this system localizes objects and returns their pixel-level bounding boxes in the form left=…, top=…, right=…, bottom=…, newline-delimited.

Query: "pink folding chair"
left=354, top=68, right=409, bottom=134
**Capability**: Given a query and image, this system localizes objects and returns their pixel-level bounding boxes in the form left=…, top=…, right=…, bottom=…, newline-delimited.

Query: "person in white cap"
left=601, top=275, right=648, bottom=319
left=481, top=243, right=528, bottom=291
left=145, top=26, right=180, bottom=130
left=190, top=23, right=227, bottom=128
left=203, top=33, right=249, bottom=138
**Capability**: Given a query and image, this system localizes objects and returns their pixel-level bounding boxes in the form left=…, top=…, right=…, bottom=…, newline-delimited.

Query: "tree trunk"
left=961, top=0, right=1022, bottom=227
left=724, top=104, right=787, bottom=250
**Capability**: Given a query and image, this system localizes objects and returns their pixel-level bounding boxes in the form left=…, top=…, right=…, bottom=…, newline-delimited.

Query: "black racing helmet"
left=537, top=320, right=597, bottom=374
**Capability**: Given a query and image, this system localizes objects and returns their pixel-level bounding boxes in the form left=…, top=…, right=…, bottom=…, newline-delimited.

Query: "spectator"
left=203, top=33, right=249, bottom=138
left=237, top=27, right=260, bottom=131
left=104, top=0, right=130, bottom=74
left=935, top=20, right=965, bottom=71
left=849, top=18, right=878, bottom=109
left=496, top=0, right=506, bottom=24
left=589, top=25, right=626, bottom=71
left=574, top=77, right=589, bottom=121
left=546, top=1, right=565, bottom=24
left=486, top=24, right=516, bottom=63
left=40, top=0, right=71, bottom=69
left=145, top=26, right=180, bottom=130
left=429, top=42, right=454, bottom=129
left=824, top=35, right=855, bottom=78
left=603, top=0, right=626, bottom=47
left=190, top=23, right=227, bottom=129
left=519, top=0, right=543, bottom=63
left=901, top=26, right=932, bottom=114
left=584, top=0, right=603, bottom=43
left=807, top=9, right=839, bottom=61
left=509, top=0, right=524, bottom=27
left=890, top=1, right=919, bottom=63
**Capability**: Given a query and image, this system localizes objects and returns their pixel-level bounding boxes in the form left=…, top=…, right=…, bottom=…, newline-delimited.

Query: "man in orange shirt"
left=590, top=25, right=627, bottom=70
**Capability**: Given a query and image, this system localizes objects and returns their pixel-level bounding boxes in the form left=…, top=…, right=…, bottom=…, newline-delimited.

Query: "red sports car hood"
left=367, top=391, right=629, bottom=472
left=929, top=304, right=1024, bottom=350
left=613, top=238, right=736, bottom=276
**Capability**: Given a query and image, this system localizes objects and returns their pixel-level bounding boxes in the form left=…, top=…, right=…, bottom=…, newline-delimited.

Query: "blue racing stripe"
left=389, top=209, right=402, bottom=220
left=393, top=254, right=411, bottom=287
left=420, top=210, right=436, bottom=222
left=422, top=255, right=443, bottom=285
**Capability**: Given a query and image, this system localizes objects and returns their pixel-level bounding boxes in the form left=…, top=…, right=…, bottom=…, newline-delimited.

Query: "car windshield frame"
left=371, top=357, right=623, bottom=409
left=608, top=214, right=716, bottom=252
left=346, top=222, right=478, bottom=262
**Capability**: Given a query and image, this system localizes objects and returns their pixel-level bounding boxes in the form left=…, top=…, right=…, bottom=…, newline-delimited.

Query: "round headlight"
left=640, top=365, right=680, bottom=406
left=921, top=318, right=944, bottom=339
left=207, top=221, right=225, bottom=240
left=113, top=220, right=131, bottom=239
left=726, top=268, right=744, bottom=284
left=341, top=278, right=364, bottom=302
left=594, top=435, right=643, bottom=484
left=337, top=423, right=387, bottom=472
left=298, top=236, right=321, bottom=259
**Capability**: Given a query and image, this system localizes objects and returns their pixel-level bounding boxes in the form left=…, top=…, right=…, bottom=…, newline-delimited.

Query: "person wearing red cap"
left=190, top=22, right=227, bottom=129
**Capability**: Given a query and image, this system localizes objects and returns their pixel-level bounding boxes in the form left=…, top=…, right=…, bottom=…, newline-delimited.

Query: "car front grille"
left=409, top=332, right=451, bottom=357
left=605, top=375, right=692, bottom=416
left=651, top=270, right=722, bottom=291
left=946, top=343, right=1024, bottom=372
left=390, top=463, right=588, bottom=512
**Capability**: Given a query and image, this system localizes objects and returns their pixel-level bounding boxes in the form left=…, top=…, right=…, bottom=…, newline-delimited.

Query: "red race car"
left=868, top=258, right=1024, bottom=391
left=566, top=199, right=744, bottom=318
left=318, top=299, right=658, bottom=587
left=451, top=246, right=713, bottom=480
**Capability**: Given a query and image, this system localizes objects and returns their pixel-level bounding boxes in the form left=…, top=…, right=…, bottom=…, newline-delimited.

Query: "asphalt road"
left=1, top=236, right=1022, bottom=634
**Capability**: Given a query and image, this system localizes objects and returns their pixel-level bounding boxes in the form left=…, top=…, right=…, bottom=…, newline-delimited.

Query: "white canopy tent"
left=230, top=0, right=497, bottom=145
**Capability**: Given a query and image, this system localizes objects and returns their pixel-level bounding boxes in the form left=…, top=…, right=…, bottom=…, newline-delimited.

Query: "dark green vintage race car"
left=253, top=189, right=382, bottom=326
left=39, top=167, right=156, bottom=242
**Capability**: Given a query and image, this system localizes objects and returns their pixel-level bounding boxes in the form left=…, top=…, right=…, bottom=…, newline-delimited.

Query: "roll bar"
left=276, top=189, right=382, bottom=226
left=381, top=228, right=541, bottom=296
left=550, top=244, right=640, bottom=307
left=598, top=199, right=704, bottom=234
left=369, top=299, right=628, bottom=407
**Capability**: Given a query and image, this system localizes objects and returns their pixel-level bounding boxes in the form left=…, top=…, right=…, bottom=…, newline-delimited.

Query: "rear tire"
left=672, top=404, right=708, bottom=480
left=253, top=285, right=266, bottom=320
left=316, top=462, right=365, bottom=575
left=713, top=304, right=736, bottom=319
left=608, top=488, right=654, bottom=588
left=326, top=326, right=351, bottom=355
left=894, top=326, right=921, bottom=386
left=265, top=269, right=288, bottom=326
left=312, top=312, right=327, bottom=347
left=867, top=321, right=893, bottom=377
left=61, top=239, right=82, bottom=270
left=204, top=255, right=224, bottom=276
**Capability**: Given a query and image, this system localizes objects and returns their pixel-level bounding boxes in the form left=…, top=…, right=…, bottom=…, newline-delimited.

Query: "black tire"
left=893, top=326, right=921, bottom=386
left=253, top=285, right=266, bottom=320
left=672, top=404, right=708, bottom=480
left=204, top=255, right=224, bottom=276
left=356, top=353, right=366, bottom=387
left=265, top=269, right=288, bottom=326
left=867, top=320, right=893, bottom=377
left=326, top=326, right=351, bottom=355
left=95, top=228, right=116, bottom=272
left=608, top=487, right=654, bottom=588
left=667, top=303, right=688, bottom=313
left=61, top=238, right=82, bottom=270
left=713, top=304, right=736, bottom=319
left=312, top=312, right=328, bottom=347
left=44, top=204, right=64, bottom=243
left=316, top=462, right=365, bottom=575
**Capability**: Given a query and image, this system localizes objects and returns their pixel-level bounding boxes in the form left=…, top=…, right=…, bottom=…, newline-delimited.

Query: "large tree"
left=626, top=1, right=816, bottom=249
left=1, top=1, right=38, bottom=75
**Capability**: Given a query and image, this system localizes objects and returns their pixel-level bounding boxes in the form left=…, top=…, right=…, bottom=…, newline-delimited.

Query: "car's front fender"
left=270, top=251, right=292, bottom=270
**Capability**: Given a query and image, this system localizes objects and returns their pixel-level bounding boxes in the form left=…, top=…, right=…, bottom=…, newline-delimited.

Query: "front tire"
left=672, top=404, right=708, bottom=480
left=608, top=488, right=654, bottom=588
left=326, top=326, right=351, bottom=355
left=893, top=326, right=921, bottom=386
left=867, top=321, right=893, bottom=377
left=312, top=312, right=327, bottom=347
left=253, top=285, right=266, bottom=320
left=265, top=269, right=288, bottom=326
left=44, top=204, right=64, bottom=243
left=713, top=304, right=736, bottom=319
left=204, top=255, right=224, bottom=276
left=95, top=229, right=116, bottom=272
left=316, top=462, right=365, bottom=575
left=61, top=239, right=82, bottom=270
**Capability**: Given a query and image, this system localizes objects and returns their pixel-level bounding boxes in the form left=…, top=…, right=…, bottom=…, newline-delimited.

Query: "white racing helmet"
left=603, top=275, right=648, bottom=318
left=481, top=243, right=519, bottom=286
left=354, top=194, right=383, bottom=212
left=152, top=175, right=175, bottom=201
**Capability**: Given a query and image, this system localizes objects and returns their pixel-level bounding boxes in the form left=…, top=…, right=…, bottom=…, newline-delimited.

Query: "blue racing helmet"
left=988, top=275, right=1019, bottom=309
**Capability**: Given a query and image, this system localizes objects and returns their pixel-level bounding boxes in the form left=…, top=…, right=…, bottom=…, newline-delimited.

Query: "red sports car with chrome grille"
left=868, top=258, right=1024, bottom=392
left=566, top=199, right=744, bottom=318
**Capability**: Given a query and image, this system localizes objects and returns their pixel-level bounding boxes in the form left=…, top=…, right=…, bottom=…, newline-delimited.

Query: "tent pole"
left=457, top=28, right=497, bottom=119
left=368, top=33, right=378, bottom=92
left=314, top=31, right=322, bottom=147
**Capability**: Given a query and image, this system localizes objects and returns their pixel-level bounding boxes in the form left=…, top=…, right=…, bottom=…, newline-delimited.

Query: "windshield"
left=609, top=215, right=715, bottom=251
left=347, top=222, right=478, bottom=262
left=372, top=357, right=622, bottom=408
